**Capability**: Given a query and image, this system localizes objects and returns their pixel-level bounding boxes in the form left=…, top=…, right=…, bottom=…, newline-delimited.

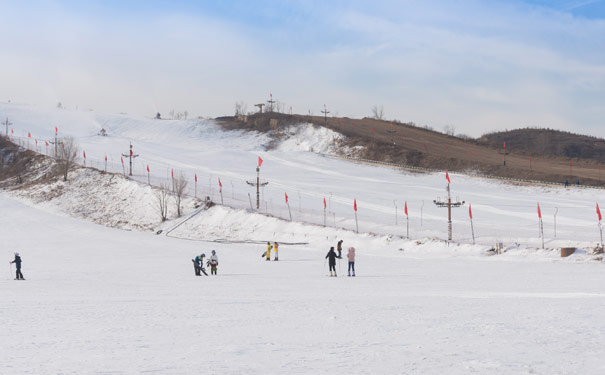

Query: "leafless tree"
left=235, top=101, right=248, bottom=116
left=443, top=125, right=456, bottom=136
left=56, top=136, right=79, bottom=181
left=154, top=182, right=170, bottom=222
left=173, top=171, right=188, bottom=217
left=371, top=105, right=384, bottom=120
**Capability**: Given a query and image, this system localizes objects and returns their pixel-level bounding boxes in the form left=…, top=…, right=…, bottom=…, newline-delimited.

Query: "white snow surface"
left=2, top=103, right=605, bottom=374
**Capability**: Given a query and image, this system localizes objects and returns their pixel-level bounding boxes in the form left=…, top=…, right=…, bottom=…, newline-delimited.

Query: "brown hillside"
left=216, top=113, right=605, bottom=187
left=477, top=128, right=605, bottom=160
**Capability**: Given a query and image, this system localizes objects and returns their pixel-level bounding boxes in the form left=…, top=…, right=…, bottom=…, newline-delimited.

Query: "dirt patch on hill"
left=216, top=113, right=605, bottom=187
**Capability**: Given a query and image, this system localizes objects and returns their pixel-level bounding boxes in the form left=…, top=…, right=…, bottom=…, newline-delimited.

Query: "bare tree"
left=173, top=171, right=188, bottom=217
left=371, top=105, right=384, bottom=120
left=235, top=101, right=248, bottom=116
left=56, top=136, right=79, bottom=181
left=443, top=125, right=456, bottom=136
left=154, top=182, right=170, bottom=222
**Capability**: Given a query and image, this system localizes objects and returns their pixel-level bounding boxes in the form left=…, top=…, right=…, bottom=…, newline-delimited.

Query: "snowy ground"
left=2, top=103, right=605, bottom=374
left=2, top=194, right=605, bottom=374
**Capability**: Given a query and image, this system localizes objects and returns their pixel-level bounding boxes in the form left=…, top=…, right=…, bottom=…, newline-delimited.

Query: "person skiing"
left=265, top=242, right=272, bottom=261
left=337, top=240, right=343, bottom=259
left=192, top=253, right=208, bottom=276
left=347, top=247, right=356, bottom=277
left=10, top=252, right=24, bottom=280
left=208, top=250, right=219, bottom=275
left=273, top=242, right=279, bottom=261
left=325, top=247, right=338, bottom=277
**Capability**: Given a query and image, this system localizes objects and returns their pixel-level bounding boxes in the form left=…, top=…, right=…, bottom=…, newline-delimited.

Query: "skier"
left=325, top=247, right=338, bottom=277
left=192, top=253, right=208, bottom=276
left=208, top=250, right=219, bottom=275
left=347, top=247, right=356, bottom=277
left=265, top=242, right=272, bottom=261
left=337, top=240, right=343, bottom=259
left=10, top=252, right=24, bottom=280
left=273, top=242, right=279, bottom=261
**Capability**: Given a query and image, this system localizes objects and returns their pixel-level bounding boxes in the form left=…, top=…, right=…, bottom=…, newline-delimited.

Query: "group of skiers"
left=325, top=239, right=356, bottom=277
left=263, top=241, right=279, bottom=261
left=192, top=250, right=219, bottom=276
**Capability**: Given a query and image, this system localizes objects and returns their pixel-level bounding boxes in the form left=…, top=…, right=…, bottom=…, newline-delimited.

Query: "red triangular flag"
left=258, top=156, right=263, bottom=167
left=371, top=128, right=374, bottom=133
left=120, top=156, right=124, bottom=164
left=354, top=199, right=357, bottom=212
left=45, top=141, right=49, bottom=146
left=404, top=201, right=408, bottom=216
left=285, top=192, right=288, bottom=204
left=130, top=149, right=133, bottom=157
left=323, top=197, right=326, bottom=209
left=11, top=129, right=13, bottom=134
left=446, top=171, right=451, bottom=184
left=469, top=149, right=474, bottom=155
left=146, top=165, right=150, bottom=173
left=55, top=127, right=58, bottom=133
left=445, top=145, right=449, bottom=150
left=171, top=169, right=174, bottom=178
left=83, top=151, right=86, bottom=158
left=28, top=132, right=31, bottom=138
left=537, top=202, right=542, bottom=219
left=195, top=173, right=197, bottom=182
left=390, top=122, right=393, bottom=128
left=597, top=203, right=602, bottom=222
left=469, top=203, right=473, bottom=219
left=219, top=178, right=222, bottom=188
left=503, top=141, right=506, bottom=148
left=105, top=155, right=107, bottom=161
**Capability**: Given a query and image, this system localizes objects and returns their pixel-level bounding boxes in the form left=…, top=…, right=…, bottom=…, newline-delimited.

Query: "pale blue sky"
left=1, top=0, right=604, bottom=136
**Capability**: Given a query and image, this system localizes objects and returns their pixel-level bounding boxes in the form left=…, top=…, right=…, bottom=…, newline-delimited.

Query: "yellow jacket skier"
left=266, top=242, right=272, bottom=261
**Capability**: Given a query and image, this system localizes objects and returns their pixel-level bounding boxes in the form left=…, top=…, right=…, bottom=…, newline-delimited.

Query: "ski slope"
left=2, top=102, right=604, bottom=250
left=2, top=103, right=605, bottom=374
left=2, top=195, right=605, bottom=374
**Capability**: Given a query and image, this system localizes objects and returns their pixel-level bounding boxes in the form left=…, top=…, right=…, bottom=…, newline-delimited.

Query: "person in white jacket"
left=209, top=250, right=219, bottom=275
left=347, top=247, right=356, bottom=277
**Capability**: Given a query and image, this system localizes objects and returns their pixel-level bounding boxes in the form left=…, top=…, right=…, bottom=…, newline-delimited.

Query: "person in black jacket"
left=10, top=252, right=24, bottom=280
left=326, top=247, right=338, bottom=277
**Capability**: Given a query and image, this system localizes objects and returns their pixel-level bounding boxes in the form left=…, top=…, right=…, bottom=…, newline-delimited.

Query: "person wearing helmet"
left=192, top=253, right=208, bottom=276
left=209, top=250, right=219, bottom=275
left=273, top=242, right=279, bottom=261
left=347, top=247, right=356, bottom=277
left=10, top=252, right=24, bottom=280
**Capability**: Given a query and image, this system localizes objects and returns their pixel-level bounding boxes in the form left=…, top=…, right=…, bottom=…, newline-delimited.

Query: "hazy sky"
left=2, top=0, right=605, bottom=136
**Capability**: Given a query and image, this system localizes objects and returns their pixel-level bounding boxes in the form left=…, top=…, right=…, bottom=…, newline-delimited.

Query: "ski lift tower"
left=433, top=182, right=465, bottom=241
left=121, top=142, right=139, bottom=176
left=246, top=166, right=269, bottom=210
left=4, top=117, right=12, bottom=137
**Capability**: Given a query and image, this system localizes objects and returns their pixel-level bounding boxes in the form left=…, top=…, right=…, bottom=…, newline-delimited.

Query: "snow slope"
left=2, top=102, right=604, bottom=252
left=3, top=103, right=605, bottom=374
left=2, top=194, right=605, bottom=374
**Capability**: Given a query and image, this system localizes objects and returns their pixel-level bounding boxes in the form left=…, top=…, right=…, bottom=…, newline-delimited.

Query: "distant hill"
left=216, top=113, right=605, bottom=186
left=477, top=128, right=605, bottom=160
